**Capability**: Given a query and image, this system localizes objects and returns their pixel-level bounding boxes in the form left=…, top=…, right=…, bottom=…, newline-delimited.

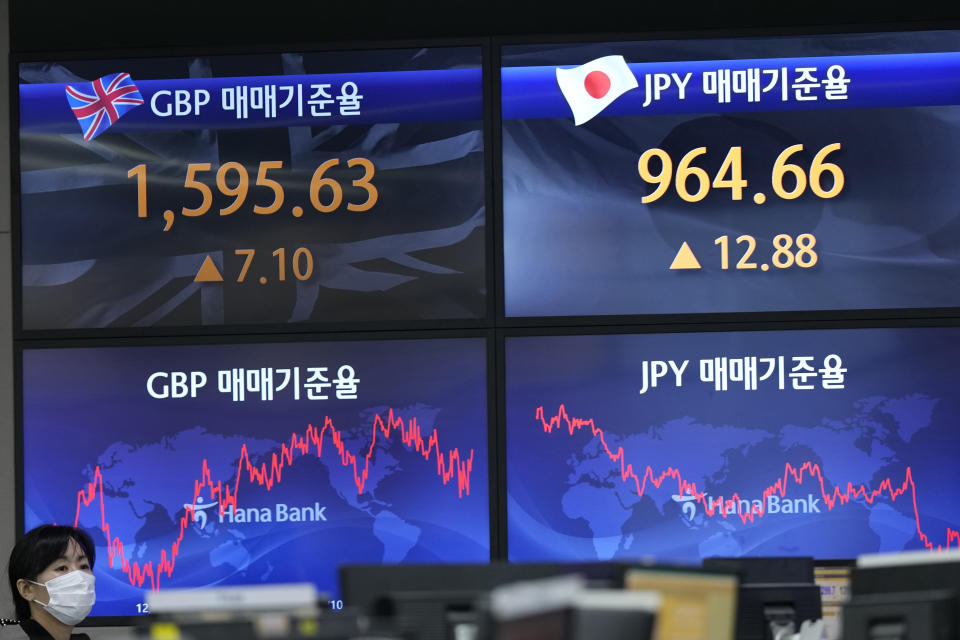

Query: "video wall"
left=14, top=28, right=960, bottom=620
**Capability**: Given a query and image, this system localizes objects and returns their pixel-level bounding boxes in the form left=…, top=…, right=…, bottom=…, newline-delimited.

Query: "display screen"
left=501, top=32, right=960, bottom=317
left=21, top=338, right=490, bottom=616
left=506, top=327, right=960, bottom=561
left=18, top=47, right=486, bottom=330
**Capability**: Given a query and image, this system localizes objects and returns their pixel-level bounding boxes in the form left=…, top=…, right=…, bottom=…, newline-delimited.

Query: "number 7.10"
left=234, top=248, right=315, bottom=282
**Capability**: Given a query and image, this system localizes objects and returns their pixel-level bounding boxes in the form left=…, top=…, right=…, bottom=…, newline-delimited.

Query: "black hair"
left=6, top=525, right=96, bottom=621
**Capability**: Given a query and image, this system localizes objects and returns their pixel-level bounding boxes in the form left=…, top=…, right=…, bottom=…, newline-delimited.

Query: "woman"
left=2, top=526, right=96, bottom=640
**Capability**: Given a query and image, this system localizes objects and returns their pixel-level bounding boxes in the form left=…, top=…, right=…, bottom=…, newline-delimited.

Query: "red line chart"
left=72, top=409, right=474, bottom=590
left=537, top=404, right=960, bottom=551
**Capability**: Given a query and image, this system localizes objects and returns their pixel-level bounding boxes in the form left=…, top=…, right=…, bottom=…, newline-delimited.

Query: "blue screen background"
left=22, top=338, right=490, bottom=616
left=506, top=327, right=960, bottom=562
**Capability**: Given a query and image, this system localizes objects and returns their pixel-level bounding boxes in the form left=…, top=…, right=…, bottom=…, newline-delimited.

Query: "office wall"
left=1, top=0, right=13, bottom=619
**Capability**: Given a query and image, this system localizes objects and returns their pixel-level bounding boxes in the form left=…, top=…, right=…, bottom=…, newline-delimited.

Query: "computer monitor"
left=505, top=327, right=960, bottom=564
left=490, top=576, right=660, bottom=640
left=852, top=549, right=960, bottom=601
left=501, top=30, right=960, bottom=318
left=841, top=591, right=955, bottom=640
left=339, top=562, right=633, bottom=640
left=703, top=557, right=821, bottom=640
left=20, top=336, right=491, bottom=621
left=624, top=566, right=738, bottom=640
left=814, top=562, right=852, bottom=640
left=16, top=44, right=488, bottom=331
left=843, top=548, right=960, bottom=640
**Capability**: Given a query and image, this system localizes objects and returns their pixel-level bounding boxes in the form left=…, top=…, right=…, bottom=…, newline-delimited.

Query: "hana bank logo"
left=672, top=490, right=822, bottom=520
left=218, top=502, right=328, bottom=524
left=185, top=497, right=219, bottom=531
left=184, top=497, right=328, bottom=530
left=556, top=55, right=638, bottom=125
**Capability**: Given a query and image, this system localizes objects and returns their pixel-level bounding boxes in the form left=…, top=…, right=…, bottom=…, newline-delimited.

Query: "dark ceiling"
left=10, top=0, right=960, bottom=53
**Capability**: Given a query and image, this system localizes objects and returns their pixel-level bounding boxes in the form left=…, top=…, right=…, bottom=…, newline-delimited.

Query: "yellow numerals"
left=638, top=144, right=843, bottom=204
left=771, top=143, right=844, bottom=200
left=714, top=234, right=818, bottom=270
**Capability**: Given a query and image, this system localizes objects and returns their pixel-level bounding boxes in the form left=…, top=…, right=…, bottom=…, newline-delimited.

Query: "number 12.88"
left=715, top=234, right=818, bottom=270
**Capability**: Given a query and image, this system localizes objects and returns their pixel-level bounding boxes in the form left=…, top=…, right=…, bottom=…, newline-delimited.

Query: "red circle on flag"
left=584, top=71, right=611, bottom=99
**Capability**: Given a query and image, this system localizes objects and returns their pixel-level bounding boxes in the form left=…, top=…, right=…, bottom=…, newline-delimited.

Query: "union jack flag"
left=64, top=72, right=144, bottom=141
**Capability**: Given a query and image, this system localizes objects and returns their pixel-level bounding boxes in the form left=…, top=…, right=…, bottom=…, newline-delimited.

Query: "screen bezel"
left=15, top=327, right=500, bottom=625
left=493, top=24, right=960, bottom=326
left=11, top=36, right=496, bottom=339
left=496, top=316, right=960, bottom=562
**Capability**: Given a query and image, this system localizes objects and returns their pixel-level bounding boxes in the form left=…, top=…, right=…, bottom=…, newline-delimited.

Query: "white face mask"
left=29, top=570, right=96, bottom=626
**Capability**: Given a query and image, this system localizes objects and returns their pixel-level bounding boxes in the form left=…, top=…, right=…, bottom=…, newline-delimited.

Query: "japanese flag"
left=556, top=55, right=638, bottom=126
